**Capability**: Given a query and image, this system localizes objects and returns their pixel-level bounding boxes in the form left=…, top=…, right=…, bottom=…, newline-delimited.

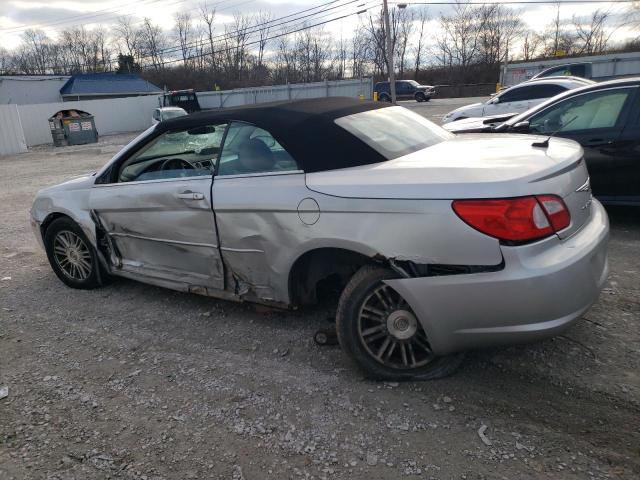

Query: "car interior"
left=529, top=90, right=631, bottom=134
left=117, top=122, right=298, bottom=182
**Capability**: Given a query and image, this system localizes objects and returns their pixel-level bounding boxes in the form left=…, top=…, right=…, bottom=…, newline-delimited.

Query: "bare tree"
left=350, top=26, right=370, bottom=78
left=114, top=17, right=143, bottom=63
left=140, top=18, right=167, bottom=71
left=573, top=9, right=615, bottom=55
left=540, top=1, right=576, bottom=56
left=174, top=12, right=193, bottom=67
left=335, top=33, right=348, bottom=79
left=413, top=8, right=429, bottom=79
left=520, top=30, right=543, bottom=60
left=200, top=1, right=217, bottom=73
left=223, top=12, right=251, bottom=81
left=477, top=4, right=523, bottom=65
left=395, top=7, right=414, bottom=77
left=437, top=2, right=482, bottom=68
left=255, top=11, right=273, bottom=68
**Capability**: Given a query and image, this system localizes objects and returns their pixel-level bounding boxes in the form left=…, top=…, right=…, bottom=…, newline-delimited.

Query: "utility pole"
left=382, top=0, right=396, bottom=103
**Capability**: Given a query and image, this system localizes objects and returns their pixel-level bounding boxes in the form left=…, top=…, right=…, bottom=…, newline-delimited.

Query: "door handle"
left=177, top=191, right=204, bottom=200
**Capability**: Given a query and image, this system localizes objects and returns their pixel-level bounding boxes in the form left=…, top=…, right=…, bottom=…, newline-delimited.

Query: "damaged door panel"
left=89, top=177, right=224, bottom=290
left=212, top=172, right=311, bottom=302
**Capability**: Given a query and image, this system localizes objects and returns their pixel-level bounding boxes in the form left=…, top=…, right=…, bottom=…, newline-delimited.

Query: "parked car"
left=151, top=106, right=188, bottom=125
left=442, top=77, right=593, bottom=124
left=31, top=98, right=609, bottom=381
left=375, top=80, right=435, bottom=102
left=530, top=62, right=592, bottom=81
left=444, top=77, right=640, bottom=206
left=161, top=89, right=201, bottom=113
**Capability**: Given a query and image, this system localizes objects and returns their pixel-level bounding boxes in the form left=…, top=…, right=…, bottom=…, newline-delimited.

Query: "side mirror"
left=152, top=111, right=160, bottom=121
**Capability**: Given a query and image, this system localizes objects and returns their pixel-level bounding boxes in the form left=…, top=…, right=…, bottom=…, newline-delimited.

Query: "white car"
left=151, top=106, right=188, bottom=125
left=442, top=77, right=593, bottom=124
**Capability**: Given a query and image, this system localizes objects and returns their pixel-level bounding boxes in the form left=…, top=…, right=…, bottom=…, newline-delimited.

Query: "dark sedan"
left=444, top=78, right=640, bottom=206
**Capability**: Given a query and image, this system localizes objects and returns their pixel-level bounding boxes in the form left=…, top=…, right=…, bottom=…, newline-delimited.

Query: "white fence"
left=0, top=95, right=160, bottom=155
left=17, top=95, right=161, bottom=148
left=0, top=104, right=28, bottom=156
left=0, top=78, right=372, bottom=156
left=198, top=77, right=373, bottom=109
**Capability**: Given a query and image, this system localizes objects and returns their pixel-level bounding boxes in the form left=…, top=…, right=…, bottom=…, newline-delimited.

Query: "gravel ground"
left=1, top=106, right=639, bottom=480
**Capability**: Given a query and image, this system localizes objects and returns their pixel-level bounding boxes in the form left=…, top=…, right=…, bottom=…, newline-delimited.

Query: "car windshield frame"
left=334, top=106, right=453, bottom=161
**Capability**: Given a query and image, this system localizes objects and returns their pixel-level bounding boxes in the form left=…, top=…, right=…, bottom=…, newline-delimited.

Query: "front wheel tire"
left=336, top=265, right=465, bottom=381
left=44, top=217, right=103, bottom=289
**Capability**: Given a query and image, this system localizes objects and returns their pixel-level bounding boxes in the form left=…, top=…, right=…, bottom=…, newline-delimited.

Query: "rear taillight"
left=452, top=195, right=570, bottom=243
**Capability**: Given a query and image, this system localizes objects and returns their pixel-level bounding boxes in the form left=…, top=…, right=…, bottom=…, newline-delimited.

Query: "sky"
left=0, top=0, right=637, bottom=55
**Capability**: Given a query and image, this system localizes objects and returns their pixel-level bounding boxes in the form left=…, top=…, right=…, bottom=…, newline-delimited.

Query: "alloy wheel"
left=357, top=284, right=434, bottom=369
left=52, top=230, right=92, bottom=281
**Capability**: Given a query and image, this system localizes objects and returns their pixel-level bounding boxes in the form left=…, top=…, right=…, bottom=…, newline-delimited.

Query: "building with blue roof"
left=60, top=73, right=162, bottom=101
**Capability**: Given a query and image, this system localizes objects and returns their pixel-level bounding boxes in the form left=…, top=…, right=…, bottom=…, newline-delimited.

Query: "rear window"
left=334, top=106, right=452, bottom=160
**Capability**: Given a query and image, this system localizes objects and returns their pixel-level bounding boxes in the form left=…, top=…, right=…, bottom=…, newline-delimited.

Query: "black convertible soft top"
left=158, top=97, right=391, bottom=173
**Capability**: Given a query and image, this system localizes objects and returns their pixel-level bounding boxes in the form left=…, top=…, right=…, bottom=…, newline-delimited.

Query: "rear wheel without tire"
left=44, top=217, right=103, bottom=289
left=336, top=265, right=465, bottom=380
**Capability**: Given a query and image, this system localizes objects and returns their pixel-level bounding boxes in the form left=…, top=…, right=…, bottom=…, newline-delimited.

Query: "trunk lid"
left=306, top=134, right=592, bottom=238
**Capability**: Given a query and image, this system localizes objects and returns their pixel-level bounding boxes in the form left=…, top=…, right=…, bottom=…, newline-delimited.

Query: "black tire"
left=379, top=93, right=391, bottom=102
left=336, top=265, right=465, bottom=381
left=415, top=92, right=426, bottom=102
left=423, top=96, right=431, bottom=102
left=44, top=217, right=104, bottom=289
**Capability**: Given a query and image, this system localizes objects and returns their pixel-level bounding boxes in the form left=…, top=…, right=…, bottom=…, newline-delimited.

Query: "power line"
left=142, top=0, right=365, bottom=60
left=55, top=0, right=371, bottom=71
left=154, top=4, right=375, bottom=69
left=0, top=0, right=184, bottom=34
left=392, top=0, right=637, bottom=4
left=16, top=0, right=376, bottom=73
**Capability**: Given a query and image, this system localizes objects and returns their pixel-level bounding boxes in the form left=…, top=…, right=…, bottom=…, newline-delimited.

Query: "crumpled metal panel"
left=212, top=172, right=502, bottom=305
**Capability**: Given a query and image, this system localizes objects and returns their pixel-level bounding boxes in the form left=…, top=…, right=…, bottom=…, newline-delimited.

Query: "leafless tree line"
left=0, top=1, right=636, bottom=90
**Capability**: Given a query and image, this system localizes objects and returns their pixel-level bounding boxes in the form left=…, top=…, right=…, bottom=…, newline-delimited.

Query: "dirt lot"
left=1, top=108, right=639, bottom=479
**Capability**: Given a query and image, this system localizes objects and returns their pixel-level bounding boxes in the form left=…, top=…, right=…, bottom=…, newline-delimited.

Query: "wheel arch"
left=287, top=246, right=376, bottom=307
left=40, top=212, right=73, bottom=238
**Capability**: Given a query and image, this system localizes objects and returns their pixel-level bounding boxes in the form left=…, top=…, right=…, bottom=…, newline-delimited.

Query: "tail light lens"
left=452, top=195, right=571, bottom=242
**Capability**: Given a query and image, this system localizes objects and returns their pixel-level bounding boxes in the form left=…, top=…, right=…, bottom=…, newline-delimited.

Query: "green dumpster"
left=48, top=110, right=98, bottom=146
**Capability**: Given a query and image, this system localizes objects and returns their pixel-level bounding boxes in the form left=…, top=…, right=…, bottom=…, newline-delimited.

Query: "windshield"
left=335, top=106, right=452, bottom=160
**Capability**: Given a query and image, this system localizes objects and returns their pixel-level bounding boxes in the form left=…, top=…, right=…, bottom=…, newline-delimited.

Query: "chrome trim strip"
left=109, top=232, right=218, bottom=249
left=214, top=170, right=303, bottom=180
left=94, top=176, right=213, bottom=188
left=220, top=247, right=264, bottom=253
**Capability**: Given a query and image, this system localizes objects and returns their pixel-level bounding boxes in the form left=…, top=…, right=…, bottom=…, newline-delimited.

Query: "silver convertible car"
left=31, top=98, right=609, bottom=380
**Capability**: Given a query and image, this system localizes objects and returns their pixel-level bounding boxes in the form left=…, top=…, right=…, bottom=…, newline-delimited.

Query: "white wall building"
left=0, top=75, right=69, bottom=105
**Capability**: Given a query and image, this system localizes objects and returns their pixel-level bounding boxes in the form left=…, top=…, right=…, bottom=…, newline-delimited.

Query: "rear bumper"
left=385, top=199, right=609, bottom=355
